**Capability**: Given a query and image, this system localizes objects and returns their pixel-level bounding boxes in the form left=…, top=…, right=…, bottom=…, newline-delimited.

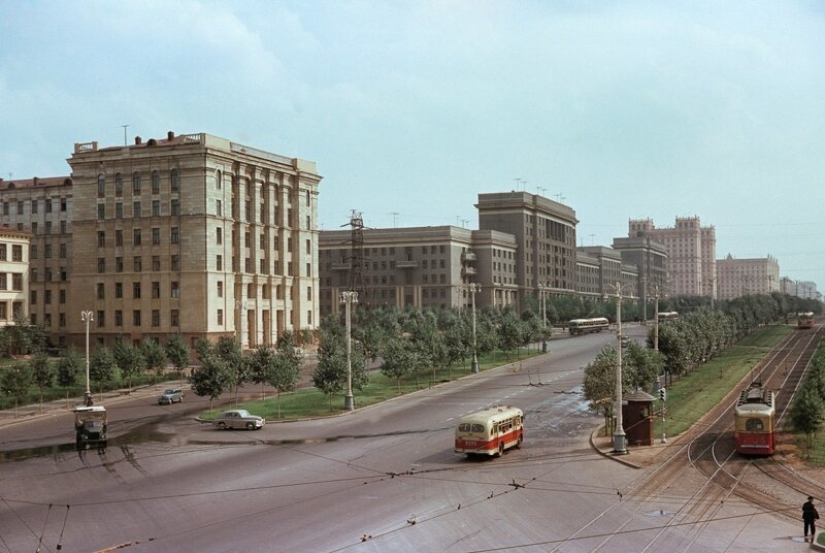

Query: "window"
left=217, top=309, right=223, bottom=325
left=59, top=313, right=66, bottom=328
left=152, top=199, right=160, bottom=216
left=133, top=172, right=141, bottom=193
left=97, top=311, right=105, bottom=328
left=115, top=283, right=123, bottom=298
left=171, top=227, right=179, bottom=244
left=171, top=309, right=180, bottom=326
left=217, top=227, right=222, bottom=244
left=152, top=227, right=160, bottom=245
left=0, top=274, right=6, bottom=289
left=152, top=170, right=160, bottom=193
left=0, top=244, right=5, bottom=260
left=133, top=229, right=141, bottom=246
left=170, top=169, right=180, bottom=192
left=217, top=281, right=223, bottom=297
left=116, top=257, right=123, bottom=272
left=133, top=310, right=141, bottom=326
left=171, top=282, right=180, bottom=298
left=216, top=255, right=222, bottom=271
left=116, top=202, right=123, bottom=219
left=171, top=199, right=180, bottom=216
left=133, top=282, right=141, bottom=299
left=152, top=310, right=160, bottom=327
left=32, top=199, right=38, bottom=214
left=133, top=201, right=142, bottom=218
left=152, top=256, right=160, bottom=271
left=216, top=199, right=222, bottom=216
left=216, top=171, right=222, bottom=190
left=98, top=231, right=106, bottom=247
left=98, top=258, right=106, bottom=273
left=171, top=255, right=180, bottom=271
left=133, top=256, right=142, bottom=272
left=97, top=283, right=105, bottom=299
left=12, top=245, right=22, bottom=262
left=115, top=173, right=123, bottom=195
left=30, top=290, right=37, bottom=304
left=98, top=174, right=106, bottom=195
left=116, top=230, right=123, bottom=246
left=45, top=244, right=52, bottom=259
left=152, top=281, right=160, bottom=298
left=60, top=289, right=66, bottom=304
left=45, top=199, right=52, bottom=213
left=45, top=221, right=52, bottom=234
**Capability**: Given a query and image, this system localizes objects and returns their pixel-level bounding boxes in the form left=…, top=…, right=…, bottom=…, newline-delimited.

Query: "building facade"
left=716, top=254, right=780, bottom=301
left=0, top=131, right=321, bottom=351
left=612, top=235, right=669, bottom=319
left=628, top=216, right=716, bottom=300
left=318, top=225, right=518, bottom=315
left=477, top=192, right=578, bottom=308
left=0, top=226, right=30, bottom=328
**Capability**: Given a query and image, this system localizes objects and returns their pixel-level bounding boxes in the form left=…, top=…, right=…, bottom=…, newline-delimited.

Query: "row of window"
left=93, top=281, right=180, bottom=300
left=97, top=255, right=181, bottom=273
left=96, top=227, right=180, bottom=248
left=0, top=244, right=24, bottom=262
left=2, top=197, right=68, bottom=215
left=97, top=199, right=180, bottom=219
left=0, top=301, right=24, bottom=320
left=0, top=273, right=24, bottom=291
left=31, top=309, right=181, bottom=329
left=97, top=170, right=180, bottom=196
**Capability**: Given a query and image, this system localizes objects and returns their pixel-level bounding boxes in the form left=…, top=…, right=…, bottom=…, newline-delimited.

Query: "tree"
left=142, top=339, right=168, bottom=378
left=56, top=347, right=82, bottom=389
left=113, top=338, right=145, bottom=393
left=312, top=355, right=345, bottom=409
left=165, top=335, right=191, bottom=378
left=582, top=347, right=633, bottom=434
left=791, top=387, right=825, bottom=449
left=268, top=331, right=304, bottom=416
left=215, top=337, right=246, bottom=402
left=189, top=353, right=232, bottom=411
left=28, top=353, right=53, bottom=409
left=89, top=346, right=116, bottom=394
left=1, top=362, right=33, bottom=407
left=380, top=339, right=413, bottom=393
left=248, top=345, right=276, bottom=400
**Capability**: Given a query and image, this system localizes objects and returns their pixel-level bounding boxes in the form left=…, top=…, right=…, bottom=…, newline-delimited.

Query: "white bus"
left=455, top=405, right=524, bottom=457
left=568, top=317, right=610, bottom=335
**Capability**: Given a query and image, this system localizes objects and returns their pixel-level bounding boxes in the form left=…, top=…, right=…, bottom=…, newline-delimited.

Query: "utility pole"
left=609, top=282, right=634, bottom=455
left=81, top=311, right=94, bottom=405
left=340, top=291, right=358, bottom=410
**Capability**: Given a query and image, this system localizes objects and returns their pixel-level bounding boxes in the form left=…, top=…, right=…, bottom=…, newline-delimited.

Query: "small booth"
left=622, top=390, right=655, bottom=447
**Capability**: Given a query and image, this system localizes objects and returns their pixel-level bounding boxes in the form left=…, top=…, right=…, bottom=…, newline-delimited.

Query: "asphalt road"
left=0, top=326, right=803, bottom=553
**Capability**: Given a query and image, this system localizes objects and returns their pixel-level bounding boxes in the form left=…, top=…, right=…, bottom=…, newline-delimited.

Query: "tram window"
left=746, top=418, right=764, bottom=431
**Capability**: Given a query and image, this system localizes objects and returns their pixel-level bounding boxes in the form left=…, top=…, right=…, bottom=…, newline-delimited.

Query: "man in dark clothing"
left=803, top=496, right=820, bottom=540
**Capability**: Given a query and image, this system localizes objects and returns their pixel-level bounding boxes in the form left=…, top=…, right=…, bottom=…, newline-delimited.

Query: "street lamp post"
left=539, top=283, right=548, bottom=353
left=609, top=282, right=634, bottom=455
left=340, top=291, right=358, bottom=410
left=80, top=311, right=94, bottom=406
left=461, top=283, right=480, bottom=374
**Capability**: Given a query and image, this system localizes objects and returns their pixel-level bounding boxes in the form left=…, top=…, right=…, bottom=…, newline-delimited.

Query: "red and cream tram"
left=733, top=382, right=776, bottom=455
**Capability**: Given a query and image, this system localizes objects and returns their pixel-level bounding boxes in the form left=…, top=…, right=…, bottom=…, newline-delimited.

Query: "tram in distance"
left=455, top=405, right=524, bottom=457
left=568, top=317, right=610, bottom=335
left=733, top=381, right=776, bottom=455
left=798, top=312, right=815, bottom=329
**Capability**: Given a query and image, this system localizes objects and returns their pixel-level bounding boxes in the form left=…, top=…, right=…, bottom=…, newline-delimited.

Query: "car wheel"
left=217, top=422, right=227, bottom=430
left=246, top=422, right=255, bottom=430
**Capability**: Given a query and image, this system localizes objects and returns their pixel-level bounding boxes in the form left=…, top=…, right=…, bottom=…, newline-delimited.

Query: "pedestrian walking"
left=803, top=496, right=820, bottom=540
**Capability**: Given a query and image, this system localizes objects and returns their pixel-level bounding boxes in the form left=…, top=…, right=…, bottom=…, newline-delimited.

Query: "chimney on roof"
left=135, top=136, right=142, bottom=145
left=167, top=131, right=175, bottom=141
left=33, top=177, right=39, bottom=186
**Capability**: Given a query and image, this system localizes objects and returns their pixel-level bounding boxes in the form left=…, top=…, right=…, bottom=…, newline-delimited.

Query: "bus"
left=455, top=405, right=524, bottom=457
left=568, top=317, right=610, bottom=335
left=733, top=382, right=776, bottom=455
left=657, top=311, right=679, bottom=321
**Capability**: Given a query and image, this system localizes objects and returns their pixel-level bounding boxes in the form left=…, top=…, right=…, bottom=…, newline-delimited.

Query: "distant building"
left=716, top=254, right=780, bottom=300
left=0, top=226, right=30, bottom=328
left=318, top=225, right=517, bottom=315
left=780, top=277, right=820, bottom=301
left=477, top=192, right=578, bottom=308
left=0, top=131, right=321, bottom=351
left=576, top=246, right=639, bottom=302
left=628, top=217, right=716, bottom=300
left=612, top=235, right=668, bottom=319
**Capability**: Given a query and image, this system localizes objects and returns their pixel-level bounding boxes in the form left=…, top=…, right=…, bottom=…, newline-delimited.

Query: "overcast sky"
left=1, top=1, right=823, bottom=289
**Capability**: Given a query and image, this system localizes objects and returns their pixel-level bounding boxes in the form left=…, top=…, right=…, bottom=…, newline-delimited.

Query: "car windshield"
left=164, top=390, right=178, bottom=395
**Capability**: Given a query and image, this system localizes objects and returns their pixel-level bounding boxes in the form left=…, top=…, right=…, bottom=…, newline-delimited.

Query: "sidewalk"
left=590, top=426, right=681, bottom=469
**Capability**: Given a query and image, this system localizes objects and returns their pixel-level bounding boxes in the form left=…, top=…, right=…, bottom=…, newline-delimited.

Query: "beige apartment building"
left=477, top=192, right=578, bottom=308
left=628, top=217, right=716, bottom=300
left=0, top=227, right=30, bottom=328
left=716, top=254, right=780, bottom=300
left=318, top=225, right=517, bottom=315
left=0, top=131, right=321, bottom=351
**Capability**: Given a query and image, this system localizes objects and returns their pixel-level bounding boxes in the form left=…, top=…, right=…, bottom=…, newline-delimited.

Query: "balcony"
left=461, top=266, right=477, bottom=276
left=461, top=251, right=477, bottom=262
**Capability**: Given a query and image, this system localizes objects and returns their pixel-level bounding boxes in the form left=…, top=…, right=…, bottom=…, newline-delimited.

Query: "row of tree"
left=791, top=342, right=825, bottom=447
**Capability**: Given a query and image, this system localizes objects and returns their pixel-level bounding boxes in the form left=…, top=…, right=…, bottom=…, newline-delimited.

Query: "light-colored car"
left=212, top=409, right=265, bottom=430
left=158, top=388, right=184, bottom=404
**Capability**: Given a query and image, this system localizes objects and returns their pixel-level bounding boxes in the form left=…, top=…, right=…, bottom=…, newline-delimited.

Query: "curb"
left=589, top=426, right=642, bottom=469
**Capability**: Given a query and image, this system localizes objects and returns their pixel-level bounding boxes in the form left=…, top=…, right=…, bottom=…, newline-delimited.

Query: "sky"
left=1, top=1, right=823, bottom=290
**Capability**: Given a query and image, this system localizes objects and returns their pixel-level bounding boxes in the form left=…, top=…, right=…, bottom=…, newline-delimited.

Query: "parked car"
left=158, top=388, right=184, bottom=405
left=212, top=409, right=266, bottom=430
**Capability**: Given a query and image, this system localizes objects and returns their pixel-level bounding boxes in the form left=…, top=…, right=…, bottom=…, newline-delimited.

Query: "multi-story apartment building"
left=779, top=277, right=819, bottom=302
left=716, top=254, right=780, bottom=300
left=628, top=217, right=716, bottom=300
left=318, top=225, right=517, bottom=315
left=612, top=235, right=669, bottom=319
left=477, top=192, right=578, bottom=308
left=0, top=131, right=321, bottom=351
left=0, top=177, right=70, bottom=340
left=0, top=226, right=30, bottom=328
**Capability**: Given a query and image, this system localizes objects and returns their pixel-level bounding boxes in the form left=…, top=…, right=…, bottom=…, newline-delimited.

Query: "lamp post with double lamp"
left=80, top=311, right=94, bottom=406
left=608, top=282, right=634, bottom=455
left=340, top=291, right=358, bottom=410
left=538, top=283, right=548, bottom=353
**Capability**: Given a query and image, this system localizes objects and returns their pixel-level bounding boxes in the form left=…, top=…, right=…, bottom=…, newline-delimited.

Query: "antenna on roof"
left=121, top=124, right=130, bottom=146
